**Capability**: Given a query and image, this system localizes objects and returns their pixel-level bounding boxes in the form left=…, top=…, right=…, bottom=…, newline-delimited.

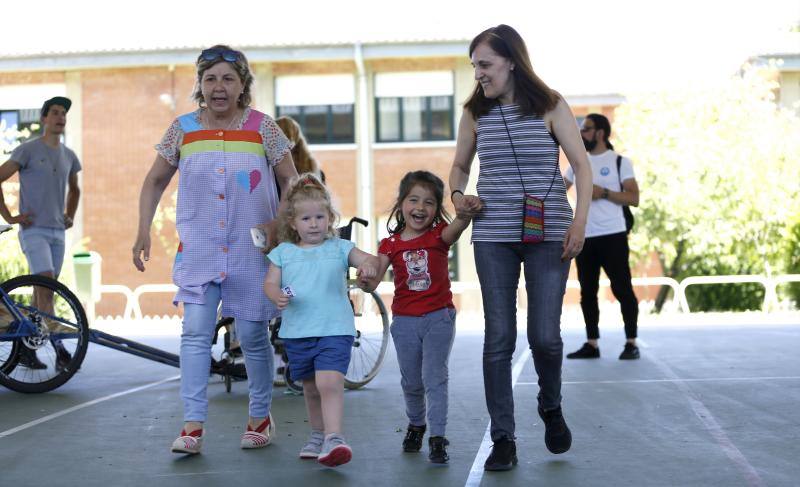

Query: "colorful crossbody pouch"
left=523, top=193, right=545, bottom=243
left=498, top=105, right=559, bottom=243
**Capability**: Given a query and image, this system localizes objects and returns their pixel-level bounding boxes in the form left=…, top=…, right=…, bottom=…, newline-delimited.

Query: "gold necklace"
left=204, top=108, right=241, bottom=130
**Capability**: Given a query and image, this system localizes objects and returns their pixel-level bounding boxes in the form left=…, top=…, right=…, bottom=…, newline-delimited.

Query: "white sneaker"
left=299, top=430, right=325, bottom=459
left=317, top=433, right=352, bottom=467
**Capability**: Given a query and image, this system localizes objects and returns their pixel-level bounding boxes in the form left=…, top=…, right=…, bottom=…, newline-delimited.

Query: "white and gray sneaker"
left=299, top=430, right=325, bottom=459
left=317, top=433, right=352, bottom=467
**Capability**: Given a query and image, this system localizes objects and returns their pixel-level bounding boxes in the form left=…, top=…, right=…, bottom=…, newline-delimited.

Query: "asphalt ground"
left=1, top=314, right=798, bottom=487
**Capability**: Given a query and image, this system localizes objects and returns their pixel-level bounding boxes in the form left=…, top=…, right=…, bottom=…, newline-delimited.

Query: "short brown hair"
left=191, top=45, right=254, bottom=108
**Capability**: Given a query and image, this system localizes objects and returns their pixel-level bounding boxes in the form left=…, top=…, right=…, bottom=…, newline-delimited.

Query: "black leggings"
left=575, top=232, right=638, bottom=340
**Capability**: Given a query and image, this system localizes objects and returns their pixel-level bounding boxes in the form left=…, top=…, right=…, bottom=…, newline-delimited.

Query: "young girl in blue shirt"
left=264, top=173, right=377, bottom=467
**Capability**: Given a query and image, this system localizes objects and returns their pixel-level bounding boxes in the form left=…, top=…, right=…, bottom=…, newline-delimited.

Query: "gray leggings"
left=390, top=307, right=456, bottom=437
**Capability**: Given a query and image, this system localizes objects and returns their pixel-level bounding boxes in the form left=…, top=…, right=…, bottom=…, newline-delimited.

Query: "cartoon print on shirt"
left=403, top=249, right=431, bottom=292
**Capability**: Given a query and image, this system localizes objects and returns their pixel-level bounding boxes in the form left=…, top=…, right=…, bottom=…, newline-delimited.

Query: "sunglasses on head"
left=200, top=48, right=240, bottom=63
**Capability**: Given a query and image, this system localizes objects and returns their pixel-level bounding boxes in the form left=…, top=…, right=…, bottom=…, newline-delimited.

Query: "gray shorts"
left=19, top=227, right=66, bottom=276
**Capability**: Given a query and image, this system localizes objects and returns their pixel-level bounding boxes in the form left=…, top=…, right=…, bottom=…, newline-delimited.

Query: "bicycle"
left=213, top=217, right=391, bottom=394
left=0, top=224, right=90, bottom=393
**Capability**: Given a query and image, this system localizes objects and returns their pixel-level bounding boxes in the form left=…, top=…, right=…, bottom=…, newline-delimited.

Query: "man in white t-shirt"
left=563, top=113, right=640, bottom=360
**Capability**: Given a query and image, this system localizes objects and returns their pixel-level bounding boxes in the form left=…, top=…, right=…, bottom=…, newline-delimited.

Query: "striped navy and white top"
left=473, top=104, right=573, bottom=243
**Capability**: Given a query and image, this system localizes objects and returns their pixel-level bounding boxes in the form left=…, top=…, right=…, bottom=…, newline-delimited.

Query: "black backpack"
left=616, top=155, right=634, bottom=233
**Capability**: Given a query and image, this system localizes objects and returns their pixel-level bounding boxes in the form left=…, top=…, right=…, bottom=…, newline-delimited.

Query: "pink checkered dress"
left=157, top=109, right=291, bottom=321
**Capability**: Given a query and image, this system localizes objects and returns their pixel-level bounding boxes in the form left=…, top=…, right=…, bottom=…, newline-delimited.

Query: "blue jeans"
left=474, top=241, right=570, bottom=442
left=390, top=308, right=456, bottom=437
left=180, top=283, right=274, bottom=422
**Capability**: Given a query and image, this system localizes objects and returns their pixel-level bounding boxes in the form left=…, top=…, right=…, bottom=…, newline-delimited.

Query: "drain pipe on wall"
left=353, top=42, right=375, bottom=254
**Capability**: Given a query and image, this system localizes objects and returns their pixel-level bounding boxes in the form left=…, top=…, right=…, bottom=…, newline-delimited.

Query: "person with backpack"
left=563, top=113, right=641, bottom=360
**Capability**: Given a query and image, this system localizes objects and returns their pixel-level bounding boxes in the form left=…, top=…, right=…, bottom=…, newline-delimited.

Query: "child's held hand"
left=272, top=293, right=290, bottom=310
left=356, top=260, right=378, bottom=280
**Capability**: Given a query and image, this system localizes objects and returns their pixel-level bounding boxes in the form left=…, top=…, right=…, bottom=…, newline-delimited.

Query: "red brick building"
left=1, top=41, right=623, bottom=316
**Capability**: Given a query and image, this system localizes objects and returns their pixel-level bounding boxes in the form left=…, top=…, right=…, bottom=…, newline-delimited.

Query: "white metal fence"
left=94, top=274, right=800, bottom=321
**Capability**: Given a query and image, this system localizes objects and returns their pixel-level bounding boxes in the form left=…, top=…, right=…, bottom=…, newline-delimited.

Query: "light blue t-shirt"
left=267, top=237, right=356, bottom=339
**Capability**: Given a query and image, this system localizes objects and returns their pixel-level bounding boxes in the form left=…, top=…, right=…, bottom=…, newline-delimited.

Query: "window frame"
left=275, top=104, right=356, bottom=145
left=374, top=95, right=455, bottom=143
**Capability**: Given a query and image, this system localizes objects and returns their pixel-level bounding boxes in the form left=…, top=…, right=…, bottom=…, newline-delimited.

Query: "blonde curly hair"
left=277, top=173, right=339, bottom=244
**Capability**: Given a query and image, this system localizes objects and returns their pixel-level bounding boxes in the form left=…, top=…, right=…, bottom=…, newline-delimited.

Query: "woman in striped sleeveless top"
left=448, top=25, right=592, bottom=471
left=133, top=46, right=298, bottom=455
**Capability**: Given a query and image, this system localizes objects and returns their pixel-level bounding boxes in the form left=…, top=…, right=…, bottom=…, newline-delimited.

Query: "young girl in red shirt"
left=362, top=170, right=471, bottom=464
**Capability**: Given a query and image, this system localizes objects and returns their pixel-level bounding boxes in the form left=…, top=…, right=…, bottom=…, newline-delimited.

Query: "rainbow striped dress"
left=170, top=109, right=287, bottom=322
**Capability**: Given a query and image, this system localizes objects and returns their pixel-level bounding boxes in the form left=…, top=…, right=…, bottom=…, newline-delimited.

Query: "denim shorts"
left=19, top=227, right=66, bottom=276
left=283, top=335, right=354, bottom=380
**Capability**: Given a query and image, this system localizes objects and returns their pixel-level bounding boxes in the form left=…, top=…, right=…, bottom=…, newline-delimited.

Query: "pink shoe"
left=240, top=414, right=275, bottom=449
left=171, top=428, right=203, bottom=455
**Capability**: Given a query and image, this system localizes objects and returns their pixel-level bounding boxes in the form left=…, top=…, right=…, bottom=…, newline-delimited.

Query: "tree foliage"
left=614, top=65, right=800, bottom=310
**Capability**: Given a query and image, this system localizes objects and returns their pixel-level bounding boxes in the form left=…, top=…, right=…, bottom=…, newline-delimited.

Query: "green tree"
left=614, top=65, right=800, bottom=311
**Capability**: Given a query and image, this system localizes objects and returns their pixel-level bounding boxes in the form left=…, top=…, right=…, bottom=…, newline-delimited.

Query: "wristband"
left=451, top=189, right=464, bottom=201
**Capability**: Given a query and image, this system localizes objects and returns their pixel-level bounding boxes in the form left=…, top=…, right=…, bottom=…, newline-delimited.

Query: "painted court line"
left=0, top=375, right=180, bottom=439
left=645, top=354, right=765, bottom=487
left=465, top=352, right=529, bottom=487
left=516, top=376, right=800, bottom=386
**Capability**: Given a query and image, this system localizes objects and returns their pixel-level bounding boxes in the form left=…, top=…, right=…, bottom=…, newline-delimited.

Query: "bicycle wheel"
left=283, top=365, right=304, bottom=395
left=344, top=286, right=390, bottom=389
left=0, top=275, right=89, bottom=393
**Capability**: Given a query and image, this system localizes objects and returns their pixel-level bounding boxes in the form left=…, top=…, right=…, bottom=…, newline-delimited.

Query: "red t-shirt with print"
left=378, top=222, right=454, bottom=316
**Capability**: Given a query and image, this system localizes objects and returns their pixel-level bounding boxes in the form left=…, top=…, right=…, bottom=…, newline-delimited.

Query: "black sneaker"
left=402, top=424, right=426, bottom=452
left=538, top=405, right=572, bottom=454
left=428, top=436, right=449, bottom=464
left=55, top=343, right=73, bottom=372
left=566, top=342, right=600, bottom=359
left=18, top=347, right=47, bottom=370
left=484, top=438, right=517, bottom=471
left=619, top=343, right=640, bottom=360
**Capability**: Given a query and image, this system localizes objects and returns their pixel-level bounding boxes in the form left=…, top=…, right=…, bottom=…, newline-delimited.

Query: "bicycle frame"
left=0, top=287, right=78, bottom=341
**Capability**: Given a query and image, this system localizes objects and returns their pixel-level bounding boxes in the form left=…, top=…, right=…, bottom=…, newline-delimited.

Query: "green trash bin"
left=73, top=251, right=102, bottom=304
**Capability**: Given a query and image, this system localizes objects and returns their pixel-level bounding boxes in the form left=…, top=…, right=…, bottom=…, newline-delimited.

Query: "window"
left=275, top=75, right=355, bottom=144
left=374, top=72, right=455, bottom=143
left=275, top=104, right=354, bottom=144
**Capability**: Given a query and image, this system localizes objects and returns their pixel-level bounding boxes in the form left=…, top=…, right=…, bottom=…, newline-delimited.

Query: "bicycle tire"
left=283, top=365, right=304, bottom=394
left=0, top=274, right=89, bottom=393
left=344, top=286, right=390, bottom=389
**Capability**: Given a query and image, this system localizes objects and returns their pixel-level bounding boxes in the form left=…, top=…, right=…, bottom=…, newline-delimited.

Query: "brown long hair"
left=386, top=171, right=452, bottom=235
left=277, top=173, right=339, bottom=244
left=464, top=24, right=558, bottom=119
left=275, top=116, right=321, bottom=177
left=192, top=44, right=254, bottom=109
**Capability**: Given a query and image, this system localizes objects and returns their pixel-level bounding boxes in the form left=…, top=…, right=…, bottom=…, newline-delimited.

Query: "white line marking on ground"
left=465, top=352, right=529, bottom=487
left=0, top=375, right=180, bottom=439
left=646, top=354, right=765, bottom=487
left=151, top=471, right=239, bottom=478
left=515, top=376, right=800, bottom=386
